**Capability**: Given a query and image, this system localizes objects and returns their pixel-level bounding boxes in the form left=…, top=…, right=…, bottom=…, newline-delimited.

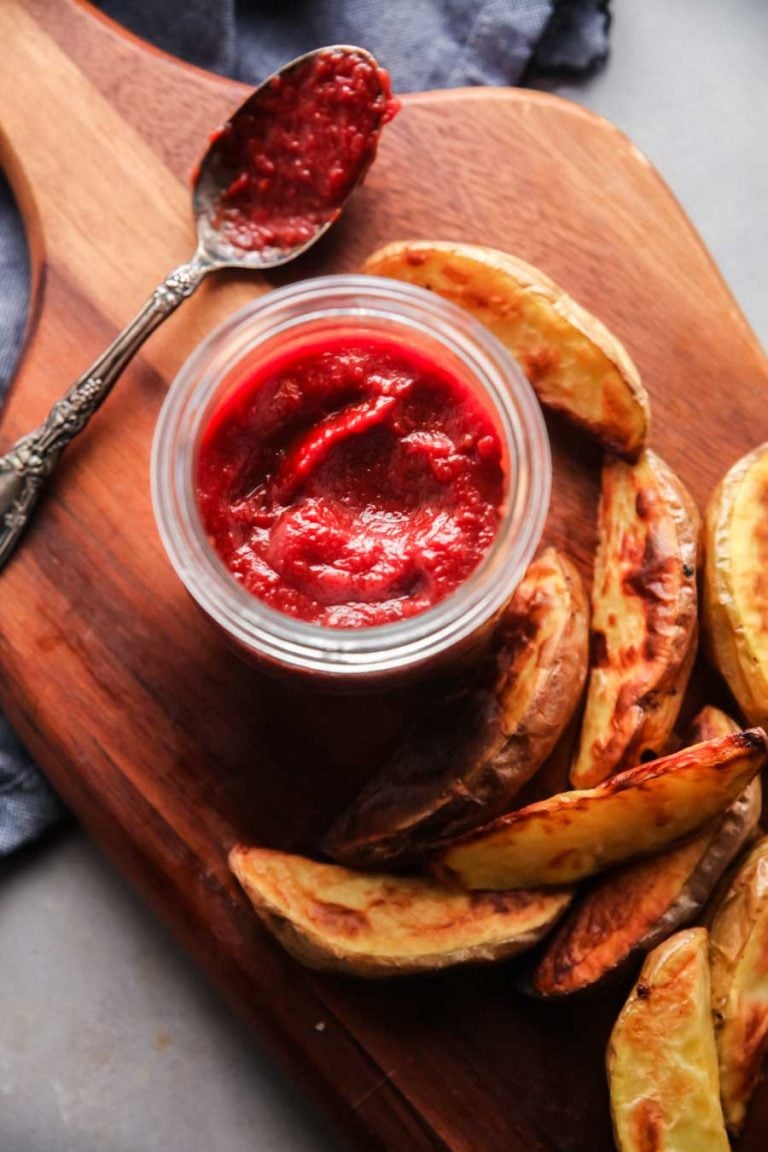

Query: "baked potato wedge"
left=362, top=240, right=649, bottom=457
left=709, top=835, right=768, bottom=1134
left=433, top=729, right=767, bottom=890
left=531, top=707, right=761, bottom=997
left=704, top=441, right=768, bottom=727
left=607, top=927, right=729, bottom=1152
left=229, top=845, right=572, bottom=977
left=323, top=549, right=588, bottom=868
left=571, top=450, right=700, bottom=788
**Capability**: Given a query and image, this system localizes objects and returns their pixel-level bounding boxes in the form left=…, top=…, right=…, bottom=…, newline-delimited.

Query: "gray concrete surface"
left=0, top=831, right=338, bottom=1152
left=2, top=3, right=767, bottom=1150
left=543, top=0, right=768, bottom=351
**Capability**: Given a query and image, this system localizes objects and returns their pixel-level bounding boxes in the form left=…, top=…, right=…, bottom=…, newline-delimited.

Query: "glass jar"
left=151, top=275, right=550, bottom=688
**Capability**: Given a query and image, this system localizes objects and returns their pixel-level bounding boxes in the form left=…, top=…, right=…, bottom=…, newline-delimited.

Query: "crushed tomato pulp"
left=196, top=334, right=506, bottom=628
left=212, top=49, right=399, bottom=252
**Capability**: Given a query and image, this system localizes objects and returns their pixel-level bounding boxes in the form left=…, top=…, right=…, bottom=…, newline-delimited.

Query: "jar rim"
left=151, top=274, right=551, bottom=678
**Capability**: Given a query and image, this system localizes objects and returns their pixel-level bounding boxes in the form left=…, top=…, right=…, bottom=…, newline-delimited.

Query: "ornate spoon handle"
left=0, top=257, right=210, bottom=571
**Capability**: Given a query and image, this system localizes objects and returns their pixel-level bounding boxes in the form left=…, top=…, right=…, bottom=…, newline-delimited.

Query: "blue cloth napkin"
left=0, top=0, right=610, bottom=855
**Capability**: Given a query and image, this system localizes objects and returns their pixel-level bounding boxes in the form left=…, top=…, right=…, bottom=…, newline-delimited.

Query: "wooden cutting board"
left=2, top=2, right=768, bottom=1149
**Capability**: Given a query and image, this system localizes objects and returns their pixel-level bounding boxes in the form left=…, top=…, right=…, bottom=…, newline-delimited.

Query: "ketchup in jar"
left=196, top=332, right=505, bottom=628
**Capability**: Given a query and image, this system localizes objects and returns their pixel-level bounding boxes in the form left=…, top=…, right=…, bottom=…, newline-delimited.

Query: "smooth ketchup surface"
left=213, top=50, right=399, bottom=252
left=196, top=333, right=506, bottom=628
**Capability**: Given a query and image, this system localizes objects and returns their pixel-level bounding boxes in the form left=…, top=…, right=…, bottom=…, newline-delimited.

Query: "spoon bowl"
left=194, top=44, right=392, bottom=269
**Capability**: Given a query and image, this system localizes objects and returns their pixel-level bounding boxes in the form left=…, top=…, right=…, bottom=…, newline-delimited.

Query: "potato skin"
left=607, top=928, right=729, bottom=1152
left=704, top=441, right=768, bottom=727
left=432, top=730, right=767, bottom=891
left=531, top=707, right=760, bottom=997
left=323, top=549, right=588, bottom=869
left=363, top=240, right=649, bottom=457
left=709, top=835, right=768, bottom=1134
left=229, top=845, right=572, bottom=978
left=571, top=450, right=700, bottom=789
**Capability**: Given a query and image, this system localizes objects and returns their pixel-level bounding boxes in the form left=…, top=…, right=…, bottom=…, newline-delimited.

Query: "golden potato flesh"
left=709, top=835, right=768, bottom=1134
left=704, top=441, right=768, bottom=728
left=362, top=240, right=649, bottom=457
left=229, top=846, right=572, bottom=978
left=433, top=730, right=767, bottom=891
left=607, top=928, right=729, bottom=1152
left=323, top=548, right=588, bottom=868
left=571, top=451, right=700, bottom=789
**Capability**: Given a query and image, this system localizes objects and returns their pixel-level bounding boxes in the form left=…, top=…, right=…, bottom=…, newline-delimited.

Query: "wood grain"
left=1, top=2, right=768, bottom=1149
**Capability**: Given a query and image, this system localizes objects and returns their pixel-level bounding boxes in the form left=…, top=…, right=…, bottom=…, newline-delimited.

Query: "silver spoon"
left=0, top=44, right=392, bottom=570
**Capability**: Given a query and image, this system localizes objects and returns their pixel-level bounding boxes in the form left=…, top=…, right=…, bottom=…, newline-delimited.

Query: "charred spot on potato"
left=522, top=347, right=558, bottom=383
left=441, top=262, right=471, bottom=285
left=751, top=571, right=768, bottom=635
left=498, top=608, right=538, bottom=650
left=468, top=889, right=537, bottom=915
left=309, top=900, right=369, bottom=937
left=630, top=1099, right=663, bottom=1150
left=591, top=630, right=610, bottom=667
left=635, top=490, right=653, bottom=520
left=548, top=847, right=588, bottom=872
left=464, top=290, right=492, bottom=310
left=735, top=728, right=768, bottom=754
left=642, top=635, right=662, bottom=662
left=623, top=555, right=679, bottom=603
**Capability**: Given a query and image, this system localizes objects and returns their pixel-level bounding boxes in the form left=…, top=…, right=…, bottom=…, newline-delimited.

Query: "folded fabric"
left=0, top=0, right=610, bottom=856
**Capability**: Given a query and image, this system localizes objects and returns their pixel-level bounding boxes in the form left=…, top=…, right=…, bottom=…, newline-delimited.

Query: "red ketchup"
left=212, top=49, right=399, bottom=252
left=196, top=334, right=506, bottom=628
